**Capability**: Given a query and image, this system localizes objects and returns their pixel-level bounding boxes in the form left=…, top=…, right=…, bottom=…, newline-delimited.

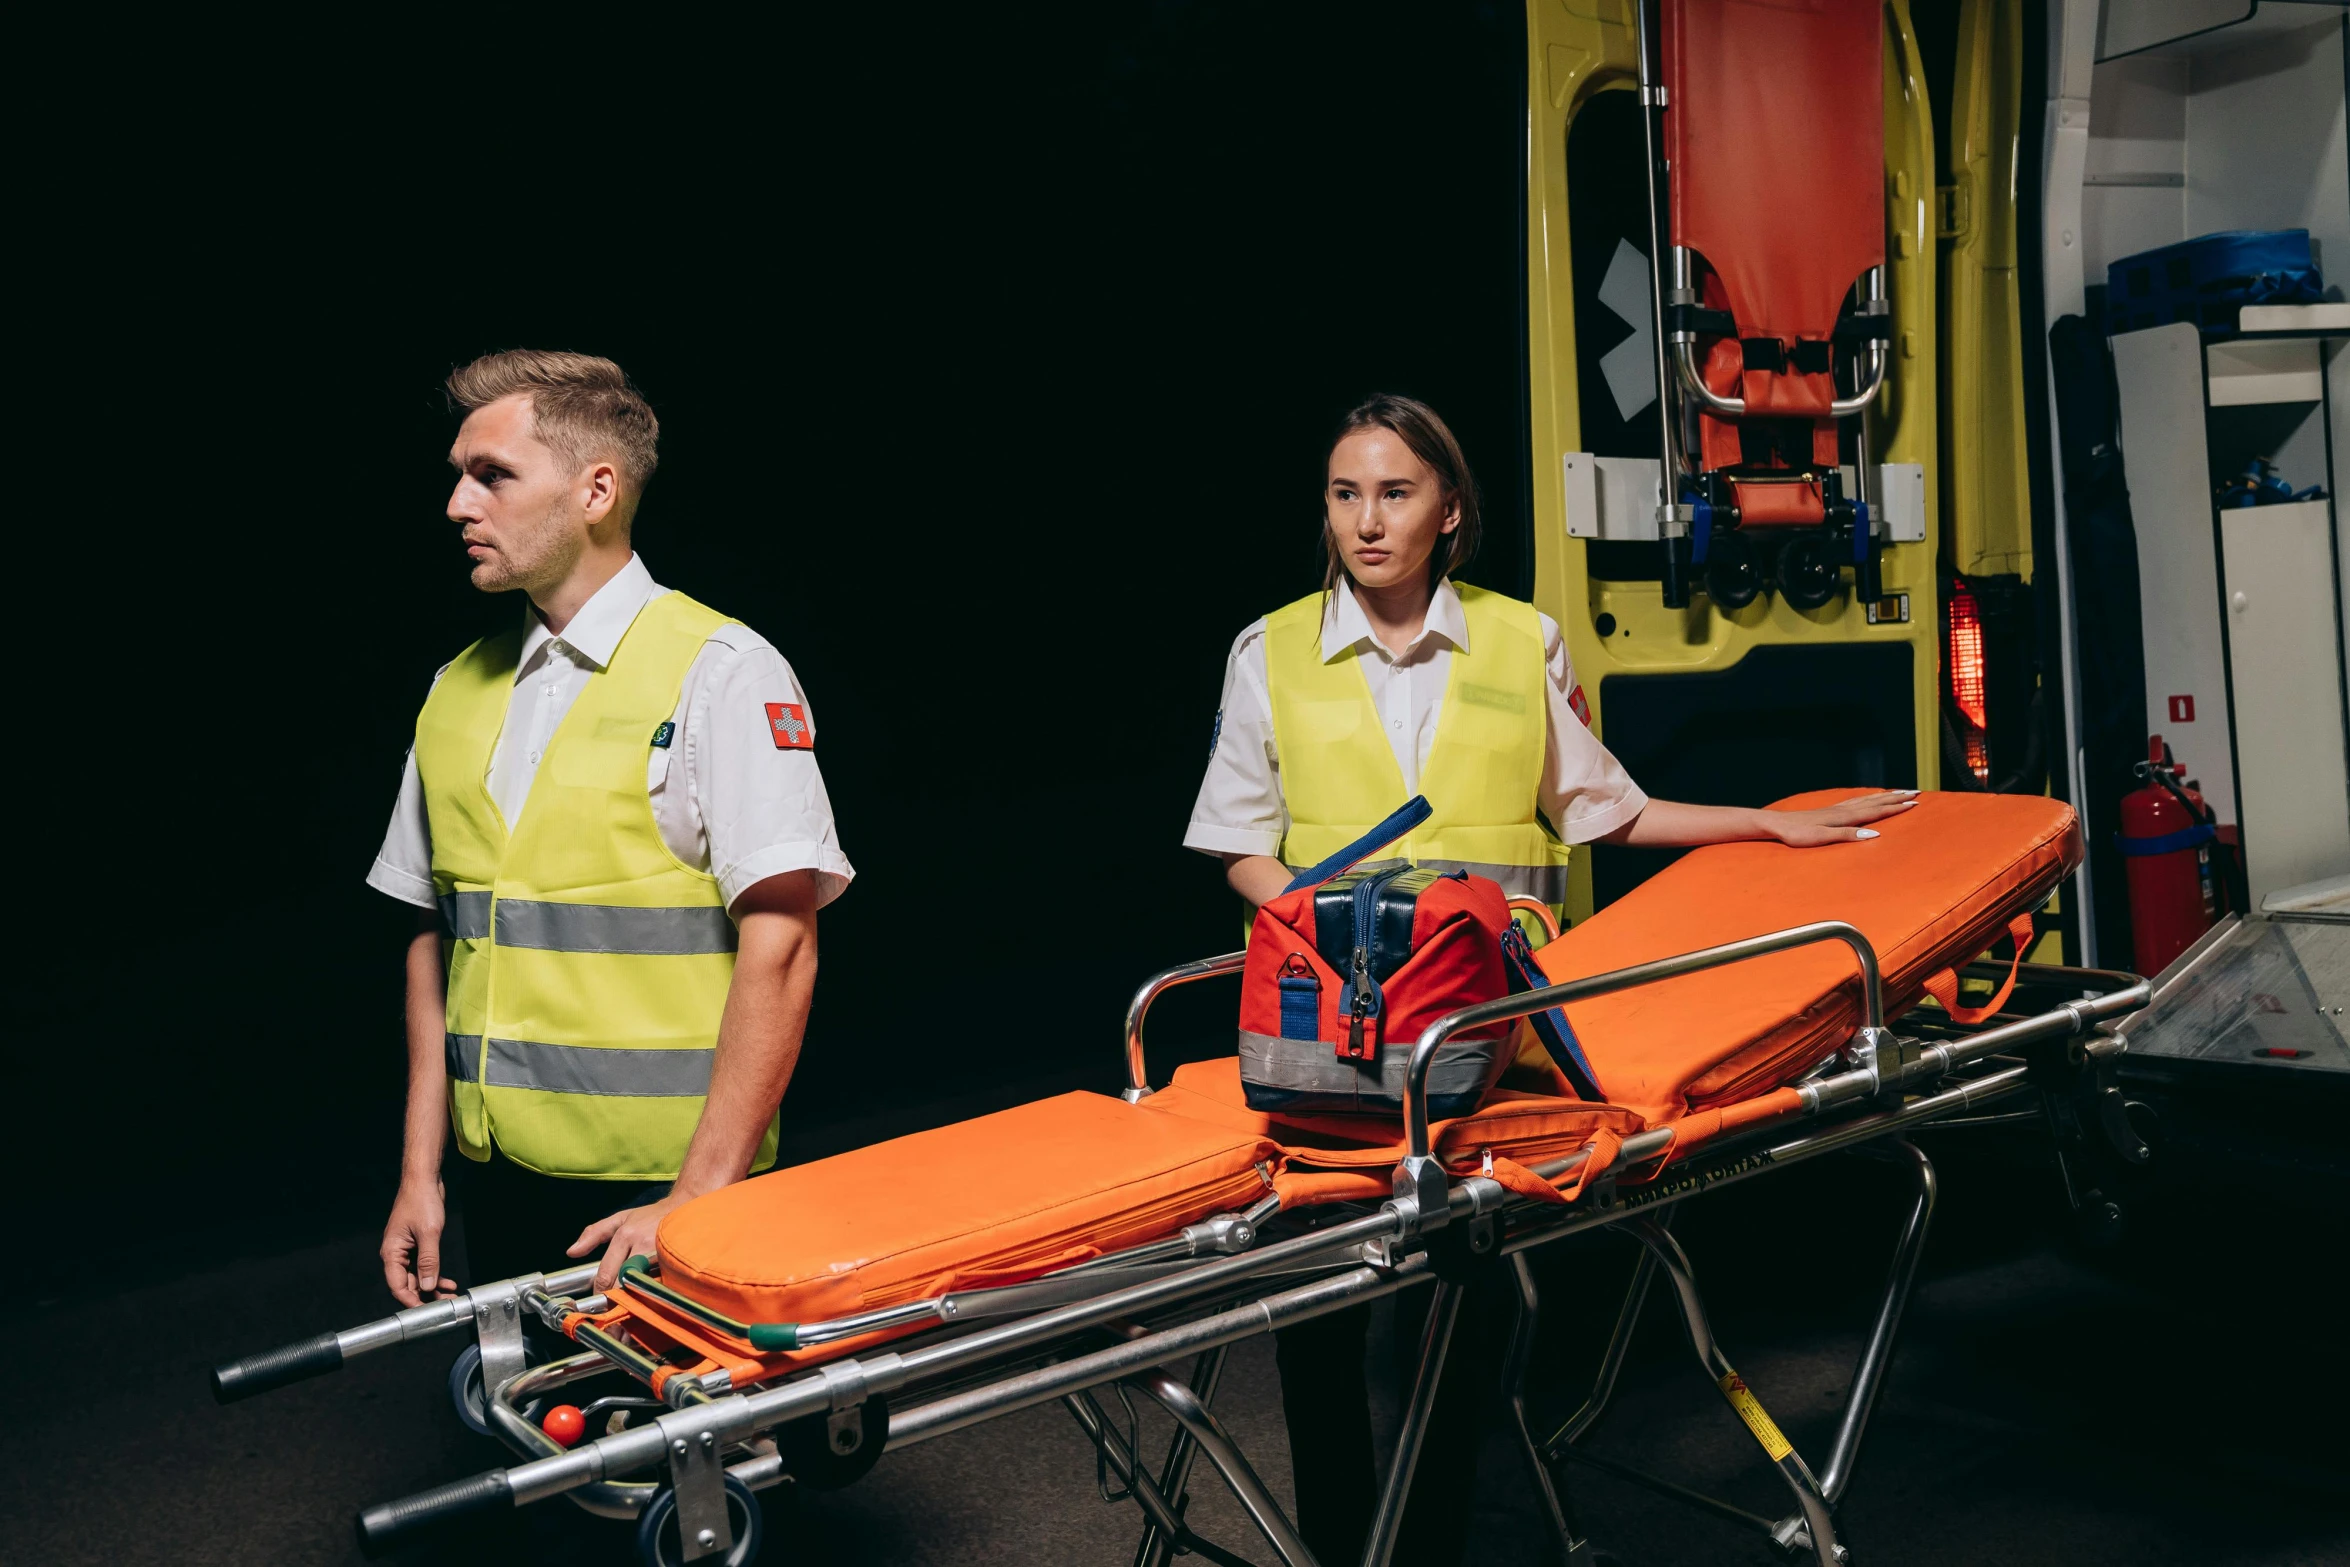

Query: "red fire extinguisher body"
left=2118, top=737, right=2219, bottom=976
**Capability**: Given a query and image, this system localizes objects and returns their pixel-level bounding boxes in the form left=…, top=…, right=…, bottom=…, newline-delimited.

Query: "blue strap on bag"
left=1500, top=924, right=1606, bottom=1102
left=1281, top=796, right=1435, bottom=893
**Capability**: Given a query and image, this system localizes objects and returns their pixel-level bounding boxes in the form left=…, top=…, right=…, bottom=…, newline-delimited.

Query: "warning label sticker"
left=1717, top=1373, right=1794, bottom=1462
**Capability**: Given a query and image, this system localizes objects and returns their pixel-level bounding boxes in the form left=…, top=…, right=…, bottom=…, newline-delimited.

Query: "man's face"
left=446, top=394, right=589, bottom=596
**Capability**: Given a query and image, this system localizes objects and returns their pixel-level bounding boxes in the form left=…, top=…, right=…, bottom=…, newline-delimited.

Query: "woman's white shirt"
left=1182, top=578, right=1648, bottom=860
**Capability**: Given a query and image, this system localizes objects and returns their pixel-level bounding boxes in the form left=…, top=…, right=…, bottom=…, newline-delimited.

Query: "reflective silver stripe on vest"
left=444, top=1033, right=712, bottom=1097
left=439, top=892, right=492, bottom=940
left=1282, top=858, right=1568, bottom=905
left=492, top=900, right=738, bottom=955
left=447, top=1033, right=483, bottom=1081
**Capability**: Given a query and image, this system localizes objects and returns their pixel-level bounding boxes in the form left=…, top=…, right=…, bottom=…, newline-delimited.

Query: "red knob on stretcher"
left=541, top=1404, right=586, bottom=1448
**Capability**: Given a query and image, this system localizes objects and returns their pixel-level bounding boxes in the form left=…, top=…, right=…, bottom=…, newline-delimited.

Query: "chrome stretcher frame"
left=212, top=921, right=2151, bottom=1567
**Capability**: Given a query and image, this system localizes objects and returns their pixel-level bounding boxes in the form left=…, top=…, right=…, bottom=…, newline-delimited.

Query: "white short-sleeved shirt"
left=368, top=554, right=855, bottom=914
left=1183, top=578, right=1648, bottom=860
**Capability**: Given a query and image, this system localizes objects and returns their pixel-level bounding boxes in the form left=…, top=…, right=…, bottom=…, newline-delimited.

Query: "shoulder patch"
left=1567, top=684, right=1592, bottom=727
left=1209, top=709, right=1223, bottom=760
left=765, top=702, right=813, bottom=750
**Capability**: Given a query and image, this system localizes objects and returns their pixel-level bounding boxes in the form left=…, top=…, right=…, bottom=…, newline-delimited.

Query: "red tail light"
left=1948, top=583, right=1990, bottom=783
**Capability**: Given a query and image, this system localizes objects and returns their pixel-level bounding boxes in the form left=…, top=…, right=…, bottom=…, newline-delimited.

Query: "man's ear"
left=581, top=460, right=624, bottom=529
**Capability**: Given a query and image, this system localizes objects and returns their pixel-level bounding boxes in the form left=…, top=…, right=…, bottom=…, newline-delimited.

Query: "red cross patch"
left=1567, top=684, right=1592, bottom=727
left=765, top=702, right=814, bottom=750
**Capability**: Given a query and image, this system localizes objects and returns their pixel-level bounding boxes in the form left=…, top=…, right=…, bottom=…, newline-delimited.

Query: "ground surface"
left=8, top=1130, right=2343, bottom=1567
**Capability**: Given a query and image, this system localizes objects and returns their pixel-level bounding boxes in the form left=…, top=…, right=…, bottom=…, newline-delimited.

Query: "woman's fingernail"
left=1856, top=828, right=1880, bottom=839
left=1897, top=789, right=1921, bottom=797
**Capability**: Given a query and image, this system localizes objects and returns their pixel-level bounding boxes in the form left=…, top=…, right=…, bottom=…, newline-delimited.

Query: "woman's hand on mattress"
left=1765, top=790, right=1920, bottom=846
left=571, top=1191, right=695, bottom=1294
left=381, top=1177, right=457, bottom=1307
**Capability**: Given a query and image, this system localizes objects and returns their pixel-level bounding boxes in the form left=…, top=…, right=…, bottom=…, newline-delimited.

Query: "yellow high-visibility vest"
left=415, top=591, right=776, bottom=1181
left=1263, top=583, right=1570, bottom=908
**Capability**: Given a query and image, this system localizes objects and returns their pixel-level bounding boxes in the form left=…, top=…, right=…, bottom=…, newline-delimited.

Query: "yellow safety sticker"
left=1717, top=1373, right=1794, bottom=1462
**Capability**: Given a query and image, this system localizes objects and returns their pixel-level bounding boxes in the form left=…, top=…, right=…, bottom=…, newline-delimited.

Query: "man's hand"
left=571, top=1191, right=694, bottom=1293
left=382, top=1177, right=457, bottom=1307
left=1764, top=789, right=1919, bottom=847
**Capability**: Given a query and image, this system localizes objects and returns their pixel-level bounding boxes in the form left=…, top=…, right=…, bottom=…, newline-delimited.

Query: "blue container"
left=2105, top=229, right=2324, bottom=336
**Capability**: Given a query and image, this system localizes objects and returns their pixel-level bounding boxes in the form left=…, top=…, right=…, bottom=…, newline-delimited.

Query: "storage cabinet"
left=2113, top=313, right=2350, bottom=901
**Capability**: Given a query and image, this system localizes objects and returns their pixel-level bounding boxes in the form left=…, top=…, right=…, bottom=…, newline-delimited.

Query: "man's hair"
left=446, top=350, right=660, bottom=516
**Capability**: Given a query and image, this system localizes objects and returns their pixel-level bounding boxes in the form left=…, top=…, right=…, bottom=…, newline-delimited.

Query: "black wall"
left=26, top=4, right=1530, bottom=1265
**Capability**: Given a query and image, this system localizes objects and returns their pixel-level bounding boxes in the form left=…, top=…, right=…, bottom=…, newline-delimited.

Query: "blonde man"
left=370, top=350, right=851, bottom=1305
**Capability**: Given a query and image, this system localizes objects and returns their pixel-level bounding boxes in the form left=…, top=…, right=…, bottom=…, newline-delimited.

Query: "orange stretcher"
left=215, top=791, right=2156, bottom=1567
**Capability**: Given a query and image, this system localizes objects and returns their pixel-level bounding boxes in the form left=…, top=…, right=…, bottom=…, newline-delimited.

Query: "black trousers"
left=1273, top=1279, right=1514, bottom=1567
left=453, top=1151, right=666, bottom=1287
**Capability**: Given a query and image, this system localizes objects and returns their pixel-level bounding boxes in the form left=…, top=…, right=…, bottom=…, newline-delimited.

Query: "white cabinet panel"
left=2221, top=500, right=2350, bottom=900
left=2114, top=323, right=2236, bottom=822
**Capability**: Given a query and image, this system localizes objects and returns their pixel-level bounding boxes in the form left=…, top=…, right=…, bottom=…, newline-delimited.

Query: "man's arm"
left=381, top=906, right=457, bottom=1306
left=571, top=870, right=820, bottom=1290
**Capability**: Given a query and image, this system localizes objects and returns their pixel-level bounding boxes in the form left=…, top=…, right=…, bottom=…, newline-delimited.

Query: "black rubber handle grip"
left=210, top=1331, right=344, bottom=1403
left=355, top=1469, right=513, bottom=1557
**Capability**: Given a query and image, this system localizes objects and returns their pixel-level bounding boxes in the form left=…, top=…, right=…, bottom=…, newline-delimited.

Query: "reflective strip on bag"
left=1281, top=857, right=1568, bottom=905
left=439, top=891, right=492, bottom=940
left=447, top=1034, right=715, bottom=1098
left=492, top=899, right=737, bottom=955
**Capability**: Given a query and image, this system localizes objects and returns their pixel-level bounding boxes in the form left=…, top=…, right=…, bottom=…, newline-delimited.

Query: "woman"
left=1183, top=394, right=1910, bottom=1565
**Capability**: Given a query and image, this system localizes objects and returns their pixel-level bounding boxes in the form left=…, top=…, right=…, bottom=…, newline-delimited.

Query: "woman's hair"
left=1320, top=393, right=1482, bottom=595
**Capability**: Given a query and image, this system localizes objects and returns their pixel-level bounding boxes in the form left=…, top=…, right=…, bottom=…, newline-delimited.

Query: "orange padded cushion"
left=1536, top=790, right=2079, bottom=1123
left=657, top=1092, right=1279, bottom=1326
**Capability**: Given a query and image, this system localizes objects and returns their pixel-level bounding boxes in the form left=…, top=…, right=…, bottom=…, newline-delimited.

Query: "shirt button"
left=528, top=750, right=542, bottom=765
left=1391, top=718, right=1404, bottom=731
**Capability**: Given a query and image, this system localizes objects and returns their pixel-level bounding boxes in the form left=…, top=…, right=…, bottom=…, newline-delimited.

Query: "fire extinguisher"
left=2117, top=735, right=2221, bottom=976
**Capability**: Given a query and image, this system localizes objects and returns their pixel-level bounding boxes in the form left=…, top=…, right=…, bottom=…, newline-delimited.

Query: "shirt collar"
left=1321, top=576, right=1470, bottom=662
left=516, top=553, right=660, bottom=674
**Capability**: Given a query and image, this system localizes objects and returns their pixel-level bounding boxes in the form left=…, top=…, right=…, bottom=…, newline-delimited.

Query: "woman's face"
left=1325, top=427, right=1459, bottom=594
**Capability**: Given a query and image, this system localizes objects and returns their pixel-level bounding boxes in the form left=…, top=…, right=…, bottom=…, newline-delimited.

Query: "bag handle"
left=1922, top=912, right=2036, bottom=1025
left=1281, top=796, right=1434, bottom=894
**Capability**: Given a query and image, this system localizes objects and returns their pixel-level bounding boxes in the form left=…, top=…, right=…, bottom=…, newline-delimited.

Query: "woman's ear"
left=1440, top=490, right=1462, bottom=535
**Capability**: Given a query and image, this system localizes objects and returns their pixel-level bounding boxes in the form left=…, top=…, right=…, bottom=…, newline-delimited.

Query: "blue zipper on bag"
left=1337, top=866, right=1407, bottom=1059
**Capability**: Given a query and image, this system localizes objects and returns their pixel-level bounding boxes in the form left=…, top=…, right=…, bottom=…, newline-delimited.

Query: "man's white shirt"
left=368, top=554, right=854, bottom=914
left=1183, top=578, right=1648, bottom=860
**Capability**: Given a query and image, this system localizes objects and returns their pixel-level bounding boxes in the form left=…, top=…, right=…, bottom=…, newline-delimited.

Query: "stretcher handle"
left=355, top=1468, right=513, bottom=1557
left=210, top=1331, right=343, bottom=1404
left=1404, top=919, right=1883, bottom=1161
left=1123, top=951, right=1247, bottom=1098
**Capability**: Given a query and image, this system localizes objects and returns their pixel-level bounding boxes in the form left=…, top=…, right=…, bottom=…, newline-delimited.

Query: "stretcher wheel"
left=776, top=1395, right=891, bottom=1490
left=1774, top=534, right=1840, bottom=610
left=634, top=1473, right=761, bottom=1567
left=1703, top=532, right=1759, bottom=608
left=446, top=1342, right=538, bottom=1438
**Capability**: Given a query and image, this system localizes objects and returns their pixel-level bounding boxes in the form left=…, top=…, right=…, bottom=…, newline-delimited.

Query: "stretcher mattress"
left=653, top=791, right=2075, bottom=1328
left=1533, top=790, right=2078, bottom=1122
left=657, top=1092, right=1279, bottom=1325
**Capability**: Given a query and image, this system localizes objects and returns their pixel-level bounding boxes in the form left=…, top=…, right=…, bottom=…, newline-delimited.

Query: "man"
left=371, top=350, right=851, bottom=1306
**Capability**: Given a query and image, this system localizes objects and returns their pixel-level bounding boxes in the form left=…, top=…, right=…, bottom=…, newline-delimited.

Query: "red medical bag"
left=1237, top=800, right=1604, bottom=1117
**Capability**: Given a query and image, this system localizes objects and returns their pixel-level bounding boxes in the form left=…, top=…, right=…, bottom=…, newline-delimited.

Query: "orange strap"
left=1484, top=1128, right=1625, bottom=1207
left=1922, top=913, right=2036, bottom=1025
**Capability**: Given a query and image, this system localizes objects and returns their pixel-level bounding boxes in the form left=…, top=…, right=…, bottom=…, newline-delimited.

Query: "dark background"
left=25, top=3, right=1536, bottom=1268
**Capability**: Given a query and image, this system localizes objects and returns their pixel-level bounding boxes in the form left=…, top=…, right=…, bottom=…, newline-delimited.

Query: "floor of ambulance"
left=10, top=1136, right=2344, bottom=1567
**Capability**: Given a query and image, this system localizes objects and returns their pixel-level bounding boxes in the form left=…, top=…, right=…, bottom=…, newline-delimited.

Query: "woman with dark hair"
left=1183, top=393, right=1911, bottom=1564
